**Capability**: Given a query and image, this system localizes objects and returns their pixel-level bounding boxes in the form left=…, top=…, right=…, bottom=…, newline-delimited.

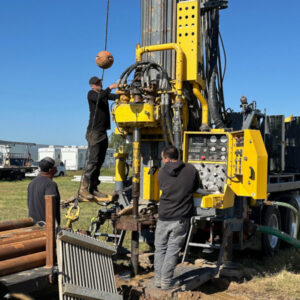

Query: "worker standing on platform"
left=154, top=145, right=201, bottom=290
left=80, top=76, right=119, bottom=200
left=27, top=157, right=61, bottom=225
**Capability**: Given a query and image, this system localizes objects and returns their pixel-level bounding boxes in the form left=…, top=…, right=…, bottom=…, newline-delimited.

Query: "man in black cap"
left=154, top=145, right=201, bottom=290
left=27, top=157, right=60, bottom=225
left=80, top=76, right=118, bottom=199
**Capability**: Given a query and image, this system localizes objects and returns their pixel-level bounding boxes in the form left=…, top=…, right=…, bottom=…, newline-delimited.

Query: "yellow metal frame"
left=114, top=147, right=128, bottom=182
left=197, top=185, right=235, bottom=209
left=177, top=0, right=204, bottom=88
left=228, top=130, right=268, bottom=203
left=192, top=83, right=209, bottom=128
left=184, top=129, right=268, bottom=209
left=136, top=43, right=184, bottom=96
left=112, top=102, right=158, bottom=127
left=143, top=167, right=160, bottom=201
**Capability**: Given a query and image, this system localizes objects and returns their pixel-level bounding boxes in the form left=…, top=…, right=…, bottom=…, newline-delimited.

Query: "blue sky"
left=1, top=1, right=299, bottom=145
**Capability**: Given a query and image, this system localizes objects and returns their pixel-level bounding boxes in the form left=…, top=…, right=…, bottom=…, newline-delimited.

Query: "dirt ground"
left=114, top=248, right=300, bottom=300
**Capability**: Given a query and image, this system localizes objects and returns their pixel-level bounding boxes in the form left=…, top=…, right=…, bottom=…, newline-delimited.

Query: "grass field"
left=1, top=171, right=300, bottom=299
left=0, top=170, right=115, bottom=228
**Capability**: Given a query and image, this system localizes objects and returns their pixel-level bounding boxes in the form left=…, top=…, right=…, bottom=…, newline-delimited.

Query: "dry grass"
left=228, top=269, right=300, bottom=299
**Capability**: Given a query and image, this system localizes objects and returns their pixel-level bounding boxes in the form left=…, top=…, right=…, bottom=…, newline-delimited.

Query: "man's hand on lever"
left=109, top=82, right=118, bottom=90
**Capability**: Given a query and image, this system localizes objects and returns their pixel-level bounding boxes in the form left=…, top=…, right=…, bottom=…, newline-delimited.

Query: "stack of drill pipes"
left=0, top=218, right=33, bottom=231
left=0, top=225, right=43, bottom=239
left=0, top=237, right=46, bottom=260
left=0, top=229, right=46, bottom=246
left=0, top=251, right=46, bottom=276
left=0, top=222, right=47, bottom=276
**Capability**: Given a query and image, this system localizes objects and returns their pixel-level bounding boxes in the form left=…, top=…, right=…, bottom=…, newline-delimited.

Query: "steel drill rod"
left=131, top=231, right=139, bottom=276
left=0, top=225, right=43, bottom=237
left=132, top=128, right=141, bottom=218
left=0, top=218, right=33, bottom=232
left=0, top=230, right=46, bottom=246
left=131, top=128, right=141, bottom=276
left=45, top=195, right=56, bottom=268
left=0, top=251, right=46, bottom=276
left=0, top=237, right=46, bottom=260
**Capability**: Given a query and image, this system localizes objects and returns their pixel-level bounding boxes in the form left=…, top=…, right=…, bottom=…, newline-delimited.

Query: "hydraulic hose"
left=256, top=225, right=300, bottom=249
left=161, top=94, right=169, bottom=147
left=266, top=201, right=300, bottom=239
left=208, top=72, right=225, bottom=128
left=164, top=93, right=174, bottom=145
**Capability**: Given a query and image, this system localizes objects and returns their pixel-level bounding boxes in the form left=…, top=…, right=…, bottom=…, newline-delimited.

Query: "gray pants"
left=154, top=219, right=189, bottom=285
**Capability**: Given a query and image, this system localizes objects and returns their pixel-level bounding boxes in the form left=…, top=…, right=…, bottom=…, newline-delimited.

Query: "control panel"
left=184, top=133, right=229, bottom=193
left=187, top=134, right=228, bottom=162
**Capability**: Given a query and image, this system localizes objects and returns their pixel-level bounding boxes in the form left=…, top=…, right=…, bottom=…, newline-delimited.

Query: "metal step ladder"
left=182, top=216, right=228, bottom=263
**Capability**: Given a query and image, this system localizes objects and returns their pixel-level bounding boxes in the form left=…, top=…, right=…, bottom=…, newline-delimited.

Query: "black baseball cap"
left=39, top=157, right=57, bottom=172
left=89, top=76, right=102, bottom=85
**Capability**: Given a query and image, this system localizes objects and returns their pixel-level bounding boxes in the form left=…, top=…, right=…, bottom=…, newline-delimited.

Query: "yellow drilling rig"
left=91, top=0, right=300, bottom=278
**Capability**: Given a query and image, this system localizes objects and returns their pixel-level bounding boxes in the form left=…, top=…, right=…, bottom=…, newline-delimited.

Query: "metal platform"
left=268, top=173, right=300, bottom=192
left=0, top=266, right=52, bottom=293
left=144, top=264, right=217, bottom=299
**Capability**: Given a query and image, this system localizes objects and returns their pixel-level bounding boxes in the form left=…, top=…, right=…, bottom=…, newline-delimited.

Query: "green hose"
left=256, top=225, right=300, bottom=249
left=271, top=201, right=300, bottom=239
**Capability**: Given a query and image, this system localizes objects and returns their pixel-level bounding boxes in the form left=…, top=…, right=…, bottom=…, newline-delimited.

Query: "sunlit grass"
left=0, top=169, right=115, bottom=229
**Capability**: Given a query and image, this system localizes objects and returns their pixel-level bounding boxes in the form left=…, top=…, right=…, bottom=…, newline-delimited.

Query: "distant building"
left=61, top=146, right=87, bottom=170
left=0, top=140, right=116, bottom=171
left=103, top=148, right=115, bottom=169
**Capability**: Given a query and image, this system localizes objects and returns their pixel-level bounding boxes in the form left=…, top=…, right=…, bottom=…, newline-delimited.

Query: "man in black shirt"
left=154, top=145, right=201, bottom=290
left=27, top=157, right=60, bottom=225
left=80, top=76, right=118, bottom=199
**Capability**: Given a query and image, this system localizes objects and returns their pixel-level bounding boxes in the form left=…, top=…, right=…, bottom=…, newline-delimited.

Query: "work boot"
left=154, top=277, right=161, bottom=288
left=79, top=178, right=94, bottom=200
left=161, top=279, right=181, bottom=290
left=89, top=186, right=108, bottom=198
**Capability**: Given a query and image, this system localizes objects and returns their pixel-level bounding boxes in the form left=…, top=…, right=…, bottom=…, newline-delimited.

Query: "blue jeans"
left=154, top=219, right=189, bottom=285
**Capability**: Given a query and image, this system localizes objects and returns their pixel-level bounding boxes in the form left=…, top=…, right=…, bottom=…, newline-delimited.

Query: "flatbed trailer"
left=0, top=166, right=37, bottom=180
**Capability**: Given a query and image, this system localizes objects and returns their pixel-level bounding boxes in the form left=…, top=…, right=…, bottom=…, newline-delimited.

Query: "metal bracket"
left=200, top=0, right=228, bottom=11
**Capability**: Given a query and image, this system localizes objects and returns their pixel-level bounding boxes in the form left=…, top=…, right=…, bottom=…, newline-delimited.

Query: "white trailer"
left=61, top=146, right=87, bottom=170
left=38, top=146, right=62, bottom=162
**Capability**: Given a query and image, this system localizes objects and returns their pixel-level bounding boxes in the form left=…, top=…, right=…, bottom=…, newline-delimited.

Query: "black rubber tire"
left=59, top=172, right=64, bottom=177
left=282, top=197, right=299, bottom=241
left=262, top=205, right=282, bottom=256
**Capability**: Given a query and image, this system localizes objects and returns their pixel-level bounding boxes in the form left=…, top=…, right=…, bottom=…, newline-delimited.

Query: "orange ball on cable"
left=96, top=50, right=114, bottom=69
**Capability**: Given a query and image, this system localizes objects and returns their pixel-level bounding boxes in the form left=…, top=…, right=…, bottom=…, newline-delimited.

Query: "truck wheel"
left=59, top=172, right=64, bottom=176
left=262, top=205, right=281, bottom=256
left=282, top=198, right=299, bottom=240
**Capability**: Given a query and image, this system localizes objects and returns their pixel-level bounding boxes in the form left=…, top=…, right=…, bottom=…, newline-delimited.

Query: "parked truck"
left=0, top=140, right=37, bottom=180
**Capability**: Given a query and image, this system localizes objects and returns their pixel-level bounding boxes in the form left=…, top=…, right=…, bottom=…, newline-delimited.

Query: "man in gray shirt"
left=27, top=157, right=60, bottom=225
left=154, top=145, right=200, bottom=290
